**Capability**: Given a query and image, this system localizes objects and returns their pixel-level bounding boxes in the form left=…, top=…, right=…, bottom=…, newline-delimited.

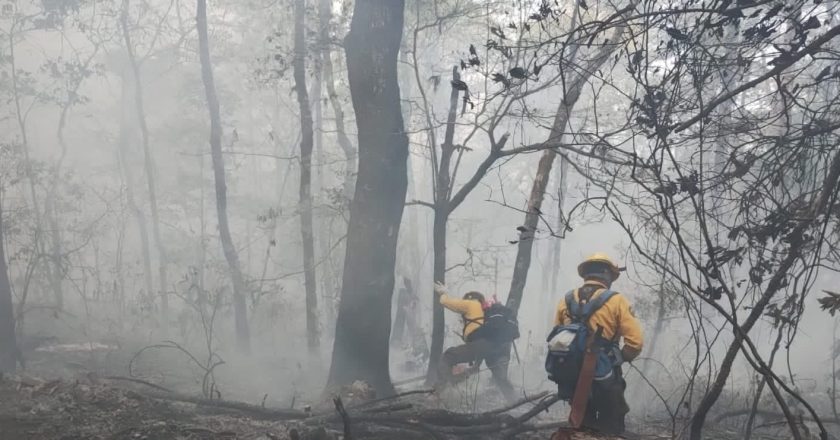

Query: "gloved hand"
left=433, top=281, right=448, bottom=297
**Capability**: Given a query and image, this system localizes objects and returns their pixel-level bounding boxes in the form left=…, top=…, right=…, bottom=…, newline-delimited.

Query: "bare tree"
left=196, top=0, right=250, bottom=350
left=327, top=0, right=409, bottom=396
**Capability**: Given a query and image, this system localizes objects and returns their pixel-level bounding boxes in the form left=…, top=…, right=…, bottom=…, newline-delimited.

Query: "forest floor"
left=0, top=337, right=760, bottom=440
left=0, top=371, right=625, bottom=440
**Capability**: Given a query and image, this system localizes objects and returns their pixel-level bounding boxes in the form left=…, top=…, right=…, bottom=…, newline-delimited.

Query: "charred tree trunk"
left=425, top=67, right=462, bottom=384
left=121, top=1, right=169, bottom=323
left=427, top=209, right=447, bottom=380
left=327, top=0, right=408, bottom=396
left=506, top=31, right=624, bottom=314
left=507, top=149, right=556, bottom=313
left=294, top=0, right=320, bottom=355
left=0, top=196, right=17, bottom=373
left=197, top=0, right=250, bottom=350
left=546, top=156, right=568, bottom=295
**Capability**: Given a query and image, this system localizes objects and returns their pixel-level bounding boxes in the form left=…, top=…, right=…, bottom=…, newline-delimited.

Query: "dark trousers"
left=437, top=338, right=517, bottom=400
left=583, top=367, right=629, bottom=435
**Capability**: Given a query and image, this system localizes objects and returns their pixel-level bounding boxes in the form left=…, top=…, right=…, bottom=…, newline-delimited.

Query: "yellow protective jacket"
left=554, top=281, right=644, bottom=361
left=440, top=294, right=484, bottom=340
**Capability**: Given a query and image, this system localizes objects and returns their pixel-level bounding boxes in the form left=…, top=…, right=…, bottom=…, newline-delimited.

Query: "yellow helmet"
left=577, top=253, right=622, bottom=281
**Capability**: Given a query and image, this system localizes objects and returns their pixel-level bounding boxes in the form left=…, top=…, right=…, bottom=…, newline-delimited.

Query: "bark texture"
left=327, top=0, right=408, bottom=396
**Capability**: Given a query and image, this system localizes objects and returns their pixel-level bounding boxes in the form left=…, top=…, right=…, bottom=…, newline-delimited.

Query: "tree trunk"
left=327, top=0, right=408, bottom=397
left=0, top=196, right=17, bottom=373
left=425, top=67, right=461, bottom=383
left=197, top=0, right=250, bottom=350
left=507, top=149, right=557, bottom=313
left=506, top=32, right=624, bottom=314
left=294, top=0, right=320, bottom=355
left=312, top=0, right=335, bottom=341
left=319, top=0, right=352, bottom=330
left=321, top=4, right=356, bottom=204
left=547, top=156, right=568, bottom=295
left=121, top=0, right=169, bottom=323
left=391, top=284, right=409, bottom=345
left=427, top=209, right=447, bottom=382
left=118, top=74, right=154, bottom=305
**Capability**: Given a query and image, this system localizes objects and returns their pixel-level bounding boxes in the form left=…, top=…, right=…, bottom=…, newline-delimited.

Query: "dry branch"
left=140, top=390, right=308, bottom=420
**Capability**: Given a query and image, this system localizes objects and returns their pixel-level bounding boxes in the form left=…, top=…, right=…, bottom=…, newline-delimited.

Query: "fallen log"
left=140, top=390, right=309, bottom=420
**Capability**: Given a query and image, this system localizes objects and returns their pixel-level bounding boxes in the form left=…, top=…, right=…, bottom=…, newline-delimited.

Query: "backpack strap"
left=461, top=304, right=485, bottom=339
left=581, top=289, right=617, bottom=321
left=566, top=289, right=618, bottom=323
left=564, top=290, right=580, bottom=322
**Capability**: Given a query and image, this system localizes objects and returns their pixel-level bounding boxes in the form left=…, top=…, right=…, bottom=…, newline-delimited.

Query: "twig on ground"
left=487, top=390, right=551, bottom=415
left=100, top=375, right=173, bottom=393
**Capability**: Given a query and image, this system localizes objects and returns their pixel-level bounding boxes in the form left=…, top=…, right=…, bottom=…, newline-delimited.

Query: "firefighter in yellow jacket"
left=554, top=253, right=643, bottom=434
left=435, top=283, right=516, bottom=400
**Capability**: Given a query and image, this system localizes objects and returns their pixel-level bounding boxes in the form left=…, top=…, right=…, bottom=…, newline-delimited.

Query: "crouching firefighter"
left=434, top=282, right=519, bottom=401
left=545, top=253, right=643, bottom=435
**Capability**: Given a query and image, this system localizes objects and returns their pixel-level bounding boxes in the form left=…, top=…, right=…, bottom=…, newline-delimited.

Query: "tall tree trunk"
left=322, top=14, right=356, bottom=204
left=507, top=149, right=556, bottom=313
left=391, top=284, right=409, bottom=345
left=321, top=0, right=355, bottom=330
left=0, top=195, right=17, bottom=373
left=506, top=29, right=625, bottom=314
left=540, top=156, right=568, bottom=334
left=314, top=47, right=335, bottom=353
left=197, top=0, right=251, bottom=350
left=118, top=74, right=154, bottom=305
left=426, top=67, right=461, bottom=383
left=427, top=210, right=447, bottom=376
left=546, top=156, right=568, bottom=295
left=121, top=0, right=169, bottom=323
left=396, top=41, right=425, bottom=354
left=294, top=0, right=320, bottom=355
left=327, top=0, right=408, bottom=396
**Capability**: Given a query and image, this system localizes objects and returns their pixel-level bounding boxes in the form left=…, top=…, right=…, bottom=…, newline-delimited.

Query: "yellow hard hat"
left=577, top=253, right=622, bottom=281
